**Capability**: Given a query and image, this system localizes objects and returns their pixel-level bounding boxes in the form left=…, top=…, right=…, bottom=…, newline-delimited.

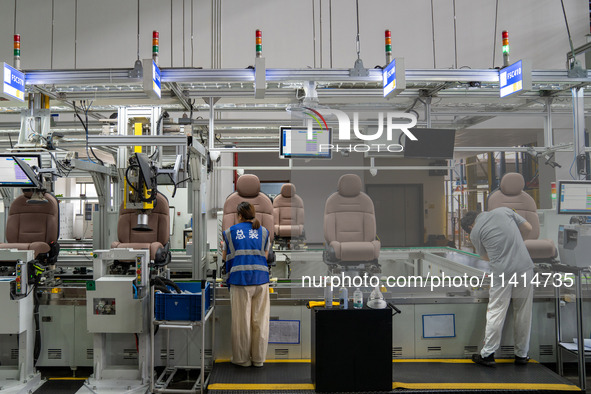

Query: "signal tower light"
left=502, top=30, right=510, bottom=67
left=385, top=30, right=392, bottom=64
left=152, top=31, right=159, bottom=65
left=256, top=30, right=262, bottom=58
left=14, top=34, right=21, bottom=70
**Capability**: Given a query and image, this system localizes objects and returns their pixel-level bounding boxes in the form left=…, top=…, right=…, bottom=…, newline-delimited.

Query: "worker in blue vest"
left=222, top=202, right=271, bottom=367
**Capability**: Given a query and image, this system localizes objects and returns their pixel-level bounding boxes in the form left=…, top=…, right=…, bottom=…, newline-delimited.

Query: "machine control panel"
left=136, top=256, right=143, bottom=287
left=15, top=260, right=27, bottom=295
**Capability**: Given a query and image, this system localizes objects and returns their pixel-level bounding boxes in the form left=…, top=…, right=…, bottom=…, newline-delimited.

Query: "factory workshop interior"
left=2, top=0, right=591, bottom=393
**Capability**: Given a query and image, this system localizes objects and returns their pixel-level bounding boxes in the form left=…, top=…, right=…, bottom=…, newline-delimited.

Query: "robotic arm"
left=124, top=152, right=158, bottom=231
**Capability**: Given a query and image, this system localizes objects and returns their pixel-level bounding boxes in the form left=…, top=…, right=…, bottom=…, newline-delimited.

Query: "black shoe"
left=515, top=355, right=530, bottom=365
left=472, top=353, right=496, bottom=367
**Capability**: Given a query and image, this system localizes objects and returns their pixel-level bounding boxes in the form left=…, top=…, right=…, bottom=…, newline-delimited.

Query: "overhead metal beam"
left=25, top=68, right=136, bottom=85
left=22, top=67, right=591, bottom=86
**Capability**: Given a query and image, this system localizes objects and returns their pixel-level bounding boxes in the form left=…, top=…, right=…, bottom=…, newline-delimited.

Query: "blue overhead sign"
left=2, top=63, right=25, bottom=102
left=382, top=58, right=406, bottom=98
left=143, top=59, right=161, bottom=99
left=383, top=59, right=397, bottom=97
left=499, top=60, right=531, bottom=98
left=152, top=60, right=161, bottom=99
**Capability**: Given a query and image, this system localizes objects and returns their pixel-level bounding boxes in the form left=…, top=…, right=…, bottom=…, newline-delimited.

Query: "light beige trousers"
left=230, top=283, right=270, bottom=365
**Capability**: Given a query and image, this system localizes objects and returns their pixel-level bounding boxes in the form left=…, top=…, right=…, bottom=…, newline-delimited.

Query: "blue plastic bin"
left=154, top=281, right=211, bottom=321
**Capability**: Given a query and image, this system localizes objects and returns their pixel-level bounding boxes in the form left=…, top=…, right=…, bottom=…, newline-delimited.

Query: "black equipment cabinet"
left=311, top=307, right=392, bottom=392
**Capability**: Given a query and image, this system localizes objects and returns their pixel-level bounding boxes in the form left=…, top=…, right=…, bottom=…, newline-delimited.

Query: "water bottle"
left=324, top=286, right=333, bottom=308
left=339, top=287, right=348, bottom=309
left=353, top=288, right=363, bottom=309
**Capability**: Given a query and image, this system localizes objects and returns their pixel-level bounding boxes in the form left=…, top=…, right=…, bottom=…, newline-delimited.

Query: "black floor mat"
left=33, top=379, right=85, bottom=394
left=207, top=361, right=581, bottom=393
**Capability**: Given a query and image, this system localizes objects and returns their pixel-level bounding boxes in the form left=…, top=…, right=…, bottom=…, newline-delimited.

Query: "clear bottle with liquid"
left=353, top=288, right=363, bottom=309
left=324, top=286, right=333, bottom=308
left=339, top=287, right=348, bottom=309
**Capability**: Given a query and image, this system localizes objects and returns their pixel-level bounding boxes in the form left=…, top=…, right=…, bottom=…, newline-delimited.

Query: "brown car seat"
left=222, top=174, right=275, bottom=262
left=273, top=183, right=304, bottom=240
left=324, top=174, right=380, bottom=263
left=487, top=172, right=557, bottom=261
left=111, top=193, right=170, bottom=264
left=0, top=191, right=60, bottom=265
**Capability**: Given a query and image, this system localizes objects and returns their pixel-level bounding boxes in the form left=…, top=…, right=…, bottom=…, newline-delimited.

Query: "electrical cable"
left=570, top=88, right=579, bottom=179
left=452, top=0, right=458, bottom=68
left=125, top=165, right=140, bottom=193
left=492, top=0, right=499, bottom=68
left=560, top=0, right=577, bottom=59
left=85, top=101, right=103, bottom=165
left=430, top=0, right=436, bottom=68
left=31, top=267, right=41, bottom=364
left=166, top=173, right=178, bottom=198
left=153, top=276, right=181, bottom=293
left=74, top=101, right=97, bottom=165
left=47, top=151, right=72, bottom=177
left=355, top=0, right=361, bottom=59
left=154, top=284, right=171, bottom=293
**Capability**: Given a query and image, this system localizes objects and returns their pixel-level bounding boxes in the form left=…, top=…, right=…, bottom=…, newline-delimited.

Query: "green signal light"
left=502, top=45, right=509, bottom=54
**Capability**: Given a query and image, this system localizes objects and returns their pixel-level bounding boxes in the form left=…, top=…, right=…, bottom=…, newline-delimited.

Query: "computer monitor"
left=279, top=126, right=332, bottom=159
left=557, top=181, right=591, bottom=215
left=403, top=128, right=456, bottom=159
left=0, top=154, right=42, bottom=187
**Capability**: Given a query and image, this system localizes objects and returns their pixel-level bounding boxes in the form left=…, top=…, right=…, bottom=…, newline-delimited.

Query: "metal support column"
left=425, top=97, right=432, bottom=128
left=465, top=157, right=478, bottom=211
left=544, top=97, right=554, bottom=147
left=209, top=98, right=215, bottom=153
left=448, top=161, right=454, bottom=242
left=574, top=270, right=586, bottom=391
left=488, top=152, right=496, bottom=192
left=205, top=97, right=221, bottom=154
left=572, top=88, right=587, bottom=180
left=189, top=144, right=208, bottom=280
left=554, top=284, right=563, bottom=376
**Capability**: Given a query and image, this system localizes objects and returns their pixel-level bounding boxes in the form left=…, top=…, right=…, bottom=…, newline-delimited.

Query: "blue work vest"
left=223, top=222, right=270, bottom=286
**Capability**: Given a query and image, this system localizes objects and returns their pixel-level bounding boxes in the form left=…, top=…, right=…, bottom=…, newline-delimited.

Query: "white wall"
left=364, top=157, right=447, bottom=239
left=0, top=0, right=587, bottom=70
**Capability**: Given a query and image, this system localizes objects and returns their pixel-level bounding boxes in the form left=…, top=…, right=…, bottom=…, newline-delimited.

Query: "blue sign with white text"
left=499, top=60, right=523, bottom=97
left=152, top=60, right=161, bottom=99
left=2, top=63, right=25, bottom=102
left=383, top=59, right=397, bottom=97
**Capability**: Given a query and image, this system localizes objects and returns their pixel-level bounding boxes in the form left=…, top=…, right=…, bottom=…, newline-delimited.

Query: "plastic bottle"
left=339, top=287, right=348, bottom=309
left=324, top=286, right=333, bottom=308
left=367, top=286, right=387, bottom=309
left=353, top=288, right=363, bottom=309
